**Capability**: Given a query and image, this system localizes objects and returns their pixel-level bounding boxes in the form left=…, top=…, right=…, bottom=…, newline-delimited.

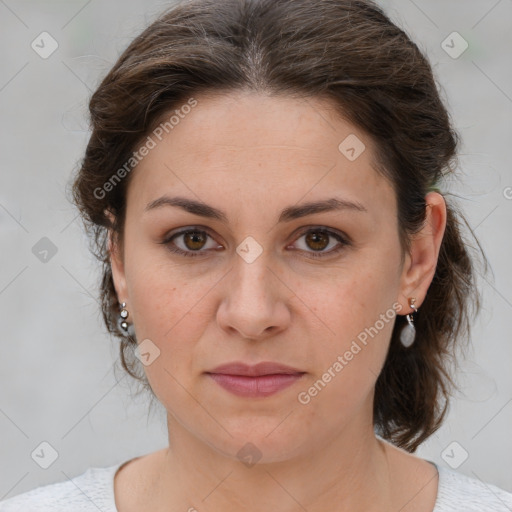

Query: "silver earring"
left=399, top=297, right=418, bottom=348
left=118, top=302, right=135, bottom=337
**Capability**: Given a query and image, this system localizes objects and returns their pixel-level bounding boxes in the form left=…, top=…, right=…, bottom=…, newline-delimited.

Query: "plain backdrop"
left=0, top=0, right=511, bottom=500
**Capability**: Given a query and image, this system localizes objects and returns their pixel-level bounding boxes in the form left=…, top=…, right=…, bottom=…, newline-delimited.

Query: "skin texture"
left=109, top=90, right=446, bottom=512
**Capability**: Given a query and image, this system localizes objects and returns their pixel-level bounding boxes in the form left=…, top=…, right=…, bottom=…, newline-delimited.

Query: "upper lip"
left=206, top=361, right=305, bottom=376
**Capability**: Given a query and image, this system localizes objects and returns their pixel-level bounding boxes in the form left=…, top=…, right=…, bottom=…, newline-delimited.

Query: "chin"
left=201, top=417, right=311, bottom=465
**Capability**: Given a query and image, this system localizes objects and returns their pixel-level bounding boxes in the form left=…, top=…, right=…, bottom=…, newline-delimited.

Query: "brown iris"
left=305, top=230, right=329, bottom=251
left=183, top=231, right=208, bottom=251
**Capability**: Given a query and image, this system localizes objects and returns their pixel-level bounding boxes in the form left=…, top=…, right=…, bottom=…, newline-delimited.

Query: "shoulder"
left=0, top=464, right=122, bottom=512
left=434, top=464, right=512, bottom=511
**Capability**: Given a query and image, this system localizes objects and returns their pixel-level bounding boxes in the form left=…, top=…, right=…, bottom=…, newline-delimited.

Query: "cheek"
left=301, top=265, right=399, bottom=396
left=297, top=294, right=396, bottom=426
left=124, top=238, right=199, bottom=332
left=125, top=267, right=201, bottom=406
left=123, top=245, right=224, bottom=380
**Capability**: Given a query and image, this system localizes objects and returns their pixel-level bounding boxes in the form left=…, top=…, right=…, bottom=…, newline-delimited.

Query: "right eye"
left=161, top=227, right=223, bottom=258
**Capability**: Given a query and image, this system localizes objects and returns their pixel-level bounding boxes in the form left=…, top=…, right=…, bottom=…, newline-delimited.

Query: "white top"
left=1, top=459, right=511, bottom=511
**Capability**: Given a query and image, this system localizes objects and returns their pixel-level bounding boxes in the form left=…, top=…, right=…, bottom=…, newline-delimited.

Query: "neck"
left=152, top=413, right=394, bottom=512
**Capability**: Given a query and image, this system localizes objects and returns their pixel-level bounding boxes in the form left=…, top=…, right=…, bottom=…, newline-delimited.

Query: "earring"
left=117, top=301, right=135, bottom=337
left=399, top=297, right=418, bottom=348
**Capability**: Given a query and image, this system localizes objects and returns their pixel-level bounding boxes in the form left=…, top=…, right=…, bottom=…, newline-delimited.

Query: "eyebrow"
left=144, top=195, right=368, bottom=223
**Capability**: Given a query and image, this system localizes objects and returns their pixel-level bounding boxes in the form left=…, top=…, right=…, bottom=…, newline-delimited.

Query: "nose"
left=216, top=253, right=291, bottom=341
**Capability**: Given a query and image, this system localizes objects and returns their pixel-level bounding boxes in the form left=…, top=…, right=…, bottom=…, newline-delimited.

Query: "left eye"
left=161, top=227, right=349, bottom=259
left=290, top=228, right=349, bottom=258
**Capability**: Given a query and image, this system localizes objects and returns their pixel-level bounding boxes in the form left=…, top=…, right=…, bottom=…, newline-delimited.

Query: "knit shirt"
left=1, top=459, right=511, bottom=511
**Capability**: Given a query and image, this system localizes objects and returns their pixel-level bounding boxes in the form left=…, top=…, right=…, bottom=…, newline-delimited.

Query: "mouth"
left=205, top=361, right=306, bottom=398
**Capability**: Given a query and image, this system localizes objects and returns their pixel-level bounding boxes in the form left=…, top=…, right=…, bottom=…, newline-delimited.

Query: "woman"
left=1, top=0, right=510, bottom=510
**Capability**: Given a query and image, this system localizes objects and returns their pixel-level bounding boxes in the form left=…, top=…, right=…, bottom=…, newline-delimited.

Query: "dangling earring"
left=118, top=301, right=135, bottom=337
left=399, top=297, right=418, bottom=348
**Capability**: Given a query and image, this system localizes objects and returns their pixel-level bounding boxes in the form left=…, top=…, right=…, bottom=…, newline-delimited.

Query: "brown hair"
left=71, top=0, right=488, bottom=451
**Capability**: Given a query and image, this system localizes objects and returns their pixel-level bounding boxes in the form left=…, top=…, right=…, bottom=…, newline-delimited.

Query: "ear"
left=105, top=209, right=128, bottom=303
left=397, top=191, right=447, bottom=312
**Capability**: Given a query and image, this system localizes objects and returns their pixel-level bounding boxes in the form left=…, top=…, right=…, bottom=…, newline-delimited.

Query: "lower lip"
left=206, top=373, right=305, bottom=397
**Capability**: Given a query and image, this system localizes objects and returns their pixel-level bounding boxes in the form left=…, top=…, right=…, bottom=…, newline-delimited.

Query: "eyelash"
left=160, top=226, right=351, bottom=259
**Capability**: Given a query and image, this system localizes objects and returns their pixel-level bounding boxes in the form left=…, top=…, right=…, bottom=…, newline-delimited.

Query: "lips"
left=205, top=361, right=306, bottom=398
left=207, top=361, right=304, bottom=377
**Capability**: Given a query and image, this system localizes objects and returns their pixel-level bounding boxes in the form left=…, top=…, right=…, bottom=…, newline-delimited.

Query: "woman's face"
left=110, top=90, right=441, bottom=462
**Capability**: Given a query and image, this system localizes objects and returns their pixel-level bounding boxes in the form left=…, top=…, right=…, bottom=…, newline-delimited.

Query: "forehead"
left=127, top=90, right=395, bottom=220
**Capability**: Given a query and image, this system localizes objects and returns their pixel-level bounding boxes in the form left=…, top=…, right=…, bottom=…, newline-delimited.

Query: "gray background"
left=0, top=0, right=511, bottom=500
